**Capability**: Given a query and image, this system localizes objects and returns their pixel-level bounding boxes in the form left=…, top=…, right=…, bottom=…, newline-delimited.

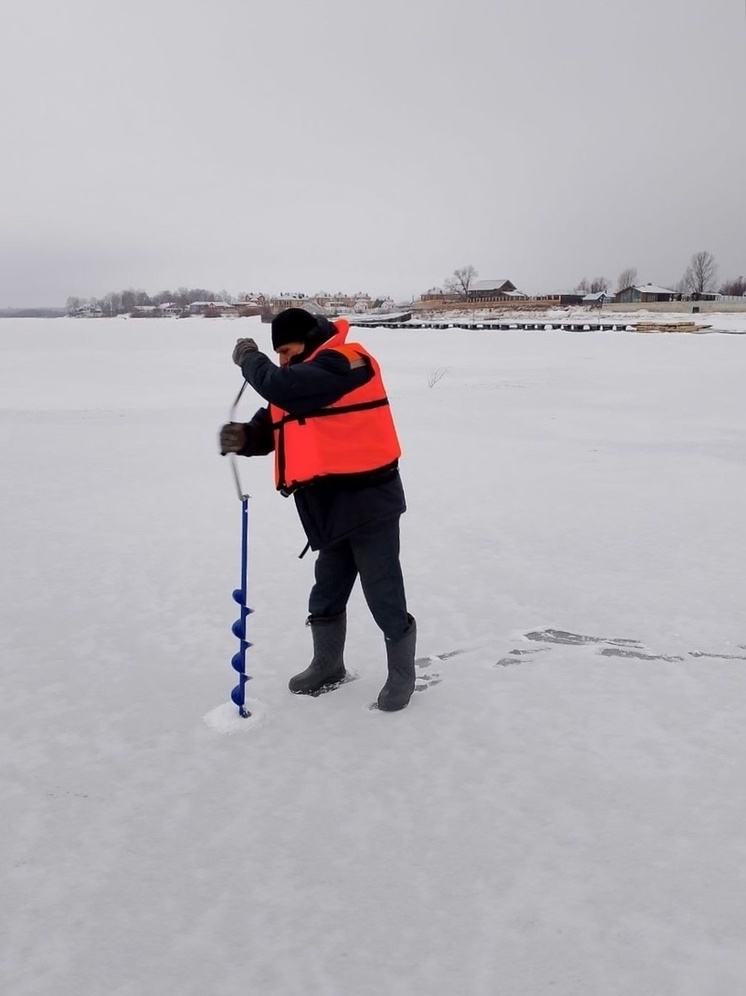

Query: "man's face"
left=276, top=342, right=305, bottom=368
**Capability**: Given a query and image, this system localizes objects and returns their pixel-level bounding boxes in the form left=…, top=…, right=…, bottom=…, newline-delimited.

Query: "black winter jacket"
left=237, top=347, right=406, bottom=550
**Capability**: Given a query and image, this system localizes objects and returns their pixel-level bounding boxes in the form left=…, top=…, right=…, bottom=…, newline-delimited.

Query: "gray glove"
left=219, top=422, right=246, bottom=455
left=232, top=338, right=258, bottom=366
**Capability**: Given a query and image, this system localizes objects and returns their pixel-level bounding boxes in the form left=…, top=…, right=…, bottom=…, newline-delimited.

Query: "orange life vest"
left=269, top=320, right=401, bottom=494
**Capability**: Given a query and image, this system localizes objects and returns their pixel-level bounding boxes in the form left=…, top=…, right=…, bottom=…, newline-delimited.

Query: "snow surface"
left=2, top=317, right=746, bottom=995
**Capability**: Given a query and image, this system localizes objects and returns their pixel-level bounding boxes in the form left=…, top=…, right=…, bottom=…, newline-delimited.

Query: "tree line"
left=66, top=287, right=237, bottom=316
left=443, top=253, right=745, bottom=299
left=607, top=254, right=744, bottom=297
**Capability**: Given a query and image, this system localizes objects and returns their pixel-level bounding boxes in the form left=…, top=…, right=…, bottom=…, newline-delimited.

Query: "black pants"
left=308, top=516, right=409, bottom=642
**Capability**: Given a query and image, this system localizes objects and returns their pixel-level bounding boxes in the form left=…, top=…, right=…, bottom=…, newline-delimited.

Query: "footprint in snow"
left=414, top=648, right=462, bottom=692
left=367, top=628, right=745, bottom=709
left=497, top=628, right=746, bottom=666
left=415, top=671, right=443, bottom=692
left=494, top=647, right=550, bottom=668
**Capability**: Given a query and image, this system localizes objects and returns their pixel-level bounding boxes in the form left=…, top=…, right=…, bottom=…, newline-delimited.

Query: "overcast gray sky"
left=1, top=0, right=744, bottom=305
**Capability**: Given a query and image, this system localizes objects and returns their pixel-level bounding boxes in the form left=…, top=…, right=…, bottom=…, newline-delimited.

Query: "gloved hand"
left=219, top=422, right=246, bottom=455
left=232, top=338, right=258, bottom=366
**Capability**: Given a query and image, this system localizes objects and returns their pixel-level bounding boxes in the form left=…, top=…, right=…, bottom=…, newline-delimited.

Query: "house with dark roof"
left=467, top=279, right=527, bottom=302
left=544, top=290, right=586, bottom=306
left=583, top=291, right=614, bottom=307
left=616, top=283, right=678, bottom=304
left=469, top=278, right=516, bottom=294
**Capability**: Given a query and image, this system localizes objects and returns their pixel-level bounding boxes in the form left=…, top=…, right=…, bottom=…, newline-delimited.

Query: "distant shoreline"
left=0, top=308, right=66, bottom=318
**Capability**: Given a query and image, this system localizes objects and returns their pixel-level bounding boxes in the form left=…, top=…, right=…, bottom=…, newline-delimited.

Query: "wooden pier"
left=352, top=319, right=714, bottom=333
left=352, top=319, right=636, bottom=332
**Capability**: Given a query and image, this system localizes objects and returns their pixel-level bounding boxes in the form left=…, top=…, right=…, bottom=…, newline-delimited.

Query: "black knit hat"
left=271, top=308, right=326, bottom=350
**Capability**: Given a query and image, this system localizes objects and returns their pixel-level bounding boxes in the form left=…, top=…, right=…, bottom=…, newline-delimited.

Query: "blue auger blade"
left=231, top=591, right=255, bottom=609
left=231, top=679, right=252, bottom=715
left=231, top=648, right=254, bottom=673
left=231, top=618, right=244, bottom=639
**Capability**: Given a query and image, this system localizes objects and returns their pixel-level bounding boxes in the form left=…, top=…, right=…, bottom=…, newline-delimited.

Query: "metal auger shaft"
left=230, top=494, right=253, bottom=717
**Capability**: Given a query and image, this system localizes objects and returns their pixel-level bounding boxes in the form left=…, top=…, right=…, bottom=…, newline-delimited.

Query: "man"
left=219, top=307, right=416, bottom=712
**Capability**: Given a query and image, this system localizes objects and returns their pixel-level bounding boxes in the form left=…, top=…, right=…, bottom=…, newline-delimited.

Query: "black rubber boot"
left=288, top=613, right=347, bottom=695
left=377, top=615, right=416, bottom=712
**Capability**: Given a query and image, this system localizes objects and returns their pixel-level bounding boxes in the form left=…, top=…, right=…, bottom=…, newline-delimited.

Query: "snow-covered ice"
left=2, top=317, right=745, bottom=995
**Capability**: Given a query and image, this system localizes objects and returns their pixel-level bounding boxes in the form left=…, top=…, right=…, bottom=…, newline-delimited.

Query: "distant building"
left=158, top=303, right=183, bottom=318
left=268, top=293, right=314, bottom=310
left=189, top=300, right=234, bottom=316
left=544, top=291, right=586, bottom=306
left=418, top=282, right=582, bottom=310
left=418, top=288, right=453, bottom=305
left=235, top=294, right=267, bottom=317
left=420, top=279, right=524, bottom=305
left=261, top=291, right=381, bottom=319
left=467, top=279, right=528, bottom=302
left=69, top=304, right=104, bottom=318
left=583, top=291, right=614, bottom=307
left=616, top=283, right=678, bottom=304
left=311, top=292, right=375, bottom=314
left=469, top=279, right=518, bottom=296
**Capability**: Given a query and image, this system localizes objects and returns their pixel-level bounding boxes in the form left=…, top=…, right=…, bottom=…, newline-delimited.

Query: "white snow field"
left=2, top=317, right=746, bottom=996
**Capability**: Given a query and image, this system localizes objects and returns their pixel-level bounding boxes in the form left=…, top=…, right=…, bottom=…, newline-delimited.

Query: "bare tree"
left=575, top=277, right=590, bottom=293
left=445, top=265, right=478, bottom=299
left=590, top=277, right=609, bottom=293
left=684, top=251, right=718, bottom=295
left=719, top=275, right=746, bottom=297
left=616, top=267, right=637, bottom=292
left=100, top=292, right=122, bottom=316
left=66, top=285, right=226, bottom=315
left=121, top=289, right=137, bottom=314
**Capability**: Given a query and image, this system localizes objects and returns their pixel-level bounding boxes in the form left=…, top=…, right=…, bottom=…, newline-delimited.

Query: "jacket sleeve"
left=240, top=349, right=372, bottom=417
left=237, top=406, right=274, bottom=457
